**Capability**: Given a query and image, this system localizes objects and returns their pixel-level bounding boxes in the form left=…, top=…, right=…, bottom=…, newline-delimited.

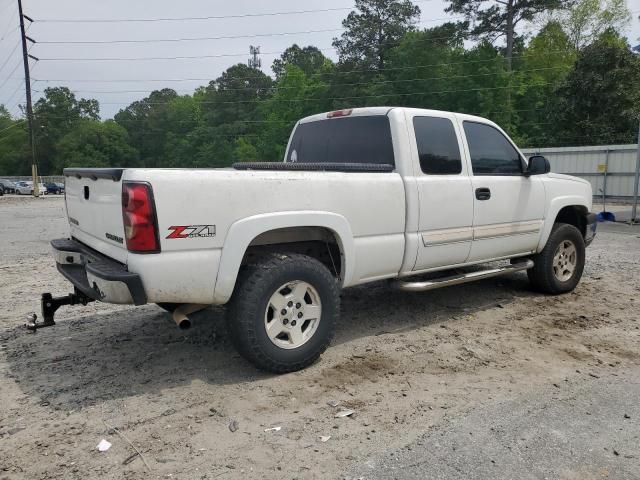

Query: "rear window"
left=287, top=116, right=395, bottom=166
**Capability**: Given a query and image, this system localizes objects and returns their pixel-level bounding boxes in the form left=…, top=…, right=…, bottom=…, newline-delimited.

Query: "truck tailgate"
left=64, top=169, right=128, bottom=263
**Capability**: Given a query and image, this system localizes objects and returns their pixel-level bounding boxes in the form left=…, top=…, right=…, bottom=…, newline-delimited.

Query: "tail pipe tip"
left=172, top=304, right=209, bottom=330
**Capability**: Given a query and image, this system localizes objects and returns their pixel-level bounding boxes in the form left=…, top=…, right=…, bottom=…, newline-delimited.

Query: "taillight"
left=122, top=182, right=160, bottom=253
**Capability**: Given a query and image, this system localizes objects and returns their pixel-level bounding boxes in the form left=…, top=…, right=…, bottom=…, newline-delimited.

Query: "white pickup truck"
left=39, top=107, right=596, bottom=373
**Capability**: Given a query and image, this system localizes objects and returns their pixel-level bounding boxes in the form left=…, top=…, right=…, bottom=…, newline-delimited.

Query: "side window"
left=463, top=122, right=523, bottom=176
left=413, top=117, right=462, bottom=175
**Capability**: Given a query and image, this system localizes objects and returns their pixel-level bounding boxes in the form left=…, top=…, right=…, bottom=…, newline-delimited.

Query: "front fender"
left=537, top=196, right=589, bottom=252
left=213, top=211, right=354, bottom=304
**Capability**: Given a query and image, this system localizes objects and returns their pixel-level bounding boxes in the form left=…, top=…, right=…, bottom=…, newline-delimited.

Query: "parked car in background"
left=45, top=182, right=64, bottom=194
left=15, top=181, right=48, bottom=195
left=0, top=179, right=16, bottom=194
left=15, top=181, right=33, bottom=195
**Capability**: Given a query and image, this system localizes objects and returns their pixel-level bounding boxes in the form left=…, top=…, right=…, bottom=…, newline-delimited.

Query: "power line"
left=37, top=47, right=332, bottom=62
left=0, top=119, right=25, bottom=135
left=35, top=48, right=569, bottom=74
left=0, top=12, right=18, bottom=43
left=34, top=19, right=466, bottom=46
left=71, top=81, right=555, bottom=106
left=2, top=80, right=24, bottom=107
left=33, top=26, right=473, bottom=62
left=33, top=1, right=443, bottom=24
left=0, top=39, right=22, bottom=75
left=0, top=61, right=23, bottom=91
left=34, top=66, right=567, bottom=96
left=37, top=27, right=343, bottom=45
left=19, top=106, right=557, bottom=124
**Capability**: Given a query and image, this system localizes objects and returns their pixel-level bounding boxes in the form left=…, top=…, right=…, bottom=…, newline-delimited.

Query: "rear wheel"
left=226, top=253, right=340, bottom=373
left=528, top=223, right=585, bottom=294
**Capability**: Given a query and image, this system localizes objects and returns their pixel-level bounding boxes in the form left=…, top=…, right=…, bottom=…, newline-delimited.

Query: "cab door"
left=409, top=113, right=475, bottom=272
left=459, top=120, right=546, bottom=262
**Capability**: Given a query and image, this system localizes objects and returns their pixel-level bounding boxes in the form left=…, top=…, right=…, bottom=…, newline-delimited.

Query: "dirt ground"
left=0, top=196, right=639, bottom=479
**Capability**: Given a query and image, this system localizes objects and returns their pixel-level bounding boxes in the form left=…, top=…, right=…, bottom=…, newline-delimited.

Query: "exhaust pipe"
left=172, top=304, right=209, bottom=330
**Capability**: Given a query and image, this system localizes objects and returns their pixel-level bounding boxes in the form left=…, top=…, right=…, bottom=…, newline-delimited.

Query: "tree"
left=0, top=106, right=30, bottom=176
left=272, top=45, right=331, bottom=80
left=32, top=87, right=100, bottom=174
left=54, top=120, right=138, bottom=171
left=201, top=64, right=273, bottom=127
left=114, top=88, right=180, bottom=167
left=258, top=64, right=332, bottom=160
left=333, top=0, right=421, bottom=70
left=514, top=20, right=576, bottom=146
left=197, top=64, right=273, bottom=166
left=557, top=0, right=631, bottom=51
left=381, top=23, right=467, bottom=110
left=550, top=32, right=640, bottom=146
left=445, top=0, right=567, bottom=71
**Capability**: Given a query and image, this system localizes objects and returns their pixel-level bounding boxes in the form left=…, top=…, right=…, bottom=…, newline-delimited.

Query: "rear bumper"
left=51, top=238, right=147, bottom=305
left=585, top=213, right=597, bottom=247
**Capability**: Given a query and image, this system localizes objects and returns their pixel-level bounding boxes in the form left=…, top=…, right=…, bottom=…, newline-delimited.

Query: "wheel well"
left=242, top=227, right=343, bottom=279
left=555, top=205, right=588, bottom=237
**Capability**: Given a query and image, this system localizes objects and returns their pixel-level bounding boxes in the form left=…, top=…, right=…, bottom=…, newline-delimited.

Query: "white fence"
left=521, top=144, right=639, bottom=202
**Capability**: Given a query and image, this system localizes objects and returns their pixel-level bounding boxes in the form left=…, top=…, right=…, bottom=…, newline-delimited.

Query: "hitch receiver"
left=26, top=289, right=95, bottom=331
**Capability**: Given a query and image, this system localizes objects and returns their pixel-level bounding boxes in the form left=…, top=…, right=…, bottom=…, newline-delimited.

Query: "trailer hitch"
left=26, top=289, right=95, bottom=332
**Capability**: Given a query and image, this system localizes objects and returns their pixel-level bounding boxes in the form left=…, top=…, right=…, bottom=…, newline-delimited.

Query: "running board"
left=393, top=260, right=534, bottom=292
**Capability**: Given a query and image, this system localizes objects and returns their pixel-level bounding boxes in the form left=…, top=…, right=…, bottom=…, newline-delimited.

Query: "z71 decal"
left=166, top=225, right=216, bottom=239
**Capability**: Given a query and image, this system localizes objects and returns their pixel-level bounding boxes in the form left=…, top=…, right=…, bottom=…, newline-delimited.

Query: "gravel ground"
left=0, top=196, right=639, bottom=480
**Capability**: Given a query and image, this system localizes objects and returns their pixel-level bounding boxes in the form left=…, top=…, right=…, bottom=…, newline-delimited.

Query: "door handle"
left=476, top=188, right=491, bottom=201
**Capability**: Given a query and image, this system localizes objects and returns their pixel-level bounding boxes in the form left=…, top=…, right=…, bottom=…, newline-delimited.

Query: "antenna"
left=248, top=45, right=261, bottom=69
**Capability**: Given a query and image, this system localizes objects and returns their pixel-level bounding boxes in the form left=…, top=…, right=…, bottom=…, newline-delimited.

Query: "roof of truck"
left=298, top=107, right=493, bottom=126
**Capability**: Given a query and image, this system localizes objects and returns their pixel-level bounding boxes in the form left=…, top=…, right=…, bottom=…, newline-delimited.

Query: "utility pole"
left=248, top=46, right=261, bottom=70
left=17, top=0, right=39, bottom=197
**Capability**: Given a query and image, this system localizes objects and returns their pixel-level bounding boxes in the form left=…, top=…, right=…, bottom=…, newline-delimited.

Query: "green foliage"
left=272, top=45, right=331, bottom=80
left=333, top=0, right=421, bottom=70
left=558, top=0, right=631, bottom=50
left=0, top=106, right=30, bottom=176
left=32, top=87, right=101, bottom=174
left=55, top=120, right=139, bottom=170
left=549, top=31, right=640, bottom=146
left=114, top=88, right=182, bottom=167
left=446, top=0, right=568, bottom=70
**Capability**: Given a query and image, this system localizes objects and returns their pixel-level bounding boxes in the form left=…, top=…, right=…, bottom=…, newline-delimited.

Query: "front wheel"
left=226, top=253, right=340, bottom=373
left=528, top=223, right=585, bottom=294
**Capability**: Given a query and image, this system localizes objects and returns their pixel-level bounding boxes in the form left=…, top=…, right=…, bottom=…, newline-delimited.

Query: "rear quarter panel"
left=123, top=168, right=406, bottom=304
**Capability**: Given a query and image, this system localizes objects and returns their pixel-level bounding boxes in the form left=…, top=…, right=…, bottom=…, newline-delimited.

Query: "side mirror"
left=527, top=155, right=550, bottom=176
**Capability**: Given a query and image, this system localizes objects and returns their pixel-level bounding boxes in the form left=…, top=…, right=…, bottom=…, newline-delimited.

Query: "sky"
left=0, top=0, right=639, bottom=119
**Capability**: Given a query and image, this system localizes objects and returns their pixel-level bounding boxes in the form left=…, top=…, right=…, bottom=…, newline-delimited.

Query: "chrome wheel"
left=264, top=281, right=322, bottom=350
left=552, top=240, right=577, bottom=282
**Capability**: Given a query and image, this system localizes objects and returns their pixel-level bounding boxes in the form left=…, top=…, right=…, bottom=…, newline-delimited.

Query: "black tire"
left=226, top=253, right=340, bottom=374
left=528, top=223, right=585, bottom=294
left=157, top=303, right=180, bottom=313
